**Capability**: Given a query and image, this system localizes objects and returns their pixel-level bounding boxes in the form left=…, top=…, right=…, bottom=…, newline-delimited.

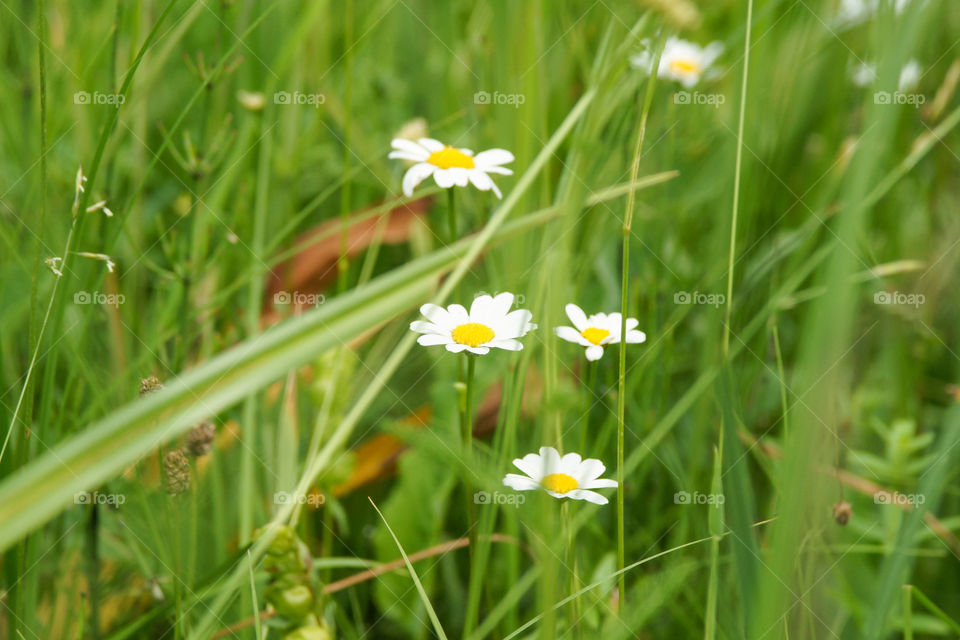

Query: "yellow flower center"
left=542, top=473, right=578, bottom=494
left=580, top=327, right=610, bottom=345
left=427, top=146, right=476, bottom=170
left=451, top=322, right=494, bottom=348
left=669, top=59, right=700, bottom=75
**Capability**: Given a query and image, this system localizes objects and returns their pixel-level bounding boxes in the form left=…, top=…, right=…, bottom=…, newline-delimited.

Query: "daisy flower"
left=389, top=138, right=514, bottom=199
left=410, top=292, right=536, bottom=355
left=554, top=303, right=646, bottom=362
left=898, top=60, right=922, bottom=91
left=502, top=446, right=617, bottom=505
left=630, top=37, right=723, bottom=88
left=850, top=59, right=923, bottom=91
left=836, top=0, right=912, bottom=26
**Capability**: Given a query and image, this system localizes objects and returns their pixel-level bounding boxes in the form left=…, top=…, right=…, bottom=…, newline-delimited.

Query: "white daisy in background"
left=630, top=37, right=723, bottom=88
left=850, top=59, right=923, bottom=91
left=502, top=446, right=617, bottom=505
left=836, top=0, right=912, bottom=26
left=850, top=61, right=877, bottom=87
left=898, top=59, right=922, bottom=91
left=554, top=303, right=646, bottom=362
left=410, top=292, right=536, bottom=355
left=389, top=138, right=514, bottom=199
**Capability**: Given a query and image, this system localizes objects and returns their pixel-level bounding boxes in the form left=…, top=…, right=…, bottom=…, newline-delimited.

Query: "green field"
left=2, top=1, right=960, bottom=638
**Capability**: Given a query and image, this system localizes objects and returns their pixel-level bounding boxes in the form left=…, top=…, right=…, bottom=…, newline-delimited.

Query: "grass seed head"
left=163, top=449, right=192, bottom=495
left=186, top=420, right=217, bottom=457
left=139, top=376, right=163, bottom=396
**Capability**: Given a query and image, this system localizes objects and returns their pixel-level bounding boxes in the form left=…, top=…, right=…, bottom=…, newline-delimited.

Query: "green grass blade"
left=369, top=498, right=448, bottom=640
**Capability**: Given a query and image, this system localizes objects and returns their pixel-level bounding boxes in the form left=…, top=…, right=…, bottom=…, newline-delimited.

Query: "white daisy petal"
left=410, top=320, right=446, bottom=335
left=447, top=304, right=470, bottom=324
left=401, top=163, right=435, bottom=197
left=417, top=137, right=445, bottom=152
left=607, top=312, right=624, bottom=332
left=513, top=453, right=546, bottom=481
left=390, top=139, right=429, bottom=158
left=565, top=304, right=589, bottom=332
left=445, top=343, right=470, bottom=353
left=448, top=167, right=470, bottom=187
left=417, top=334, right=451, bottom=346
left=703, top=42, right=724, bottom=66
left=466, top=346, right=490, bottom=355
left=560, top=452, right=583, bottom=474
left=419, top=303, right=451, bottom=327
left=629, top=51, right=654, bottom=72
left=479, top=166, right=513, bottom=176
left=487, top=339, right=523, bottom=351
left=576, top=458, right=607, bottom=483
left=495, top=309, right=535, bottom=339
left=467, top=170, right=495, bottom=193
left=585, top=345, right=604, bottom=361
left=503, top=474, right=540, bottom=491
left=489, top=292, right=514, bottom=317
left=458, top=148, right=474, bottom=156
left=555, top=325, right=591, bottom=346
left=626, top=330, right=647, bottom=344
left=583, top=478, right=619, bottom=489
left=569, top=489, right=609, bottom=505
left=433, top=168, right=456, bottom=189
left=469, top=294, right=494, bottom=317
left=473, top=149, right=515, bottom=167
left=539, top=446, right=562, bottom=474
left=388, top=150, right=427, bottom=162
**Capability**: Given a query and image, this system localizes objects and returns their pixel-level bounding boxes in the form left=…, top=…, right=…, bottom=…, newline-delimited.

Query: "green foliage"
left=1, top=1, right=960, bottom=639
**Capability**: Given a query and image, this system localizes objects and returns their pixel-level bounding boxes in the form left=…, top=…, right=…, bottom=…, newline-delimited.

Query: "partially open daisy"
left=389, top=138, right=514, bottom=199
left=554, top=303, right=646, bottom=362
left=630, top=37, right=723, bottom=88
left=410, top=292, right=536, bottom=355
left=503, top=446, right=617, bottom=505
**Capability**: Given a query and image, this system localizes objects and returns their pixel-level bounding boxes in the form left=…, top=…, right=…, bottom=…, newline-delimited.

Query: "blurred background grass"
left=2, top=0, right=960, bottom=638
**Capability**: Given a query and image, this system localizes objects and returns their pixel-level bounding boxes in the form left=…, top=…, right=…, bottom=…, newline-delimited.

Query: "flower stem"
left=447, top=188, right=458, bottom=242
left=616, top=43, right=659, bottom=604
left=461, top=354, right=478, bottom=592
left=563, top=501, right=581, bottom=631
left=464, top=354, right=476, bottom=453
left=579, top=360, right=597, bottom=454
